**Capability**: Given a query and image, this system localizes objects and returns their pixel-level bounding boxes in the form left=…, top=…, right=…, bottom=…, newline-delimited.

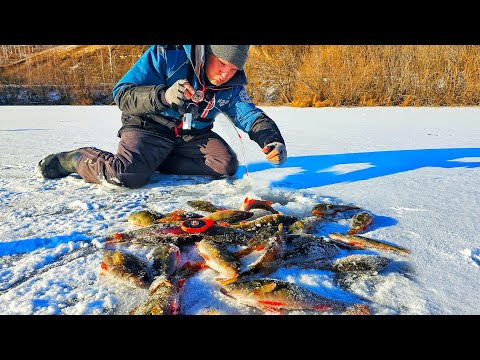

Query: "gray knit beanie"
left=206, top=45, right=250, bottom=70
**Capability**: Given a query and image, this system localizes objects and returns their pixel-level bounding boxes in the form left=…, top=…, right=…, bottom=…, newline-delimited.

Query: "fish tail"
left=216, top=275, right=238, bottom=285
left=343, top=304, right=371, bottom=315
left=395, top=246, right=411, bottom=255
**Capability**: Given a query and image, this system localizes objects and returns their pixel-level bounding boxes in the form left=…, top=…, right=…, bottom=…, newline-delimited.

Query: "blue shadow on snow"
left=237, top=148, right=480, bottom=189
left=0, top=128, right=50, bottom=132
left=0, top=232, right=91, bottom=257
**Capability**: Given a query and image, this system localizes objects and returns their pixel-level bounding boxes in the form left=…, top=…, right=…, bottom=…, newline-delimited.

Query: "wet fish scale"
left=128, top=210, right=163, bottom=227
left=204, top=209, right=254, bottom=224
left=150, top=244, right=180, bottom=279
left=129, top=261, right=206, bottom=315
left=221, top=278, right=368, bottom=314
left=233, top=226, right=280, bottom=258
left=129, top=278, right=176, bottom=315
left=157, top=209, right=203, bottom=222
left=333, top=272, right=376, bottom=291
left=105, top=223, right=203, bottom=246
left=348, top=211, right=374, bottom=234
left=99, top=250, right=150, bottom=289
left=231, top=214, right=297, bottom=232
left=328, top=232, right=410, bottom=255
left=196, top=237, right=241, bottom=284
left=286, top=234, right=331, bottom=247
left=240, top=197, right=280, bottom=214
left=242, top=225, right=287, bottom=275
left=187, top=200, right=224, bottom=213
left=127, top=209, right=202, bottom=227
left=203, top=225, right=252, bottom=244
left=299, top=254, right=391, bottom=273
left=281, top=239, right=339, bottom=265
left=330, top=254, right=391, bottom=273
left=311, top=204, right=361, bottom=218
left=241, top=226, right=281, bottom=251
left=288, top=216, right=322, bottom=234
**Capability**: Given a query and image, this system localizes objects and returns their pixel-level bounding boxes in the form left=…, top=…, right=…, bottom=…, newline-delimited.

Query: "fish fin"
left=253, top=282, right=277, bottom=295
left=181, top=260, right=207, bottom=271
left=198, top=262, right=210, bottom=270
left=100, top=261, right=108, bottom=271
left=197, top=251, right=210, bottom=261
left=312, top=305, right=334, bottom=311
left=181, top=260, right=192, bottom=268
left=262, top=307, right=284, bottom=315
left=98, top=268, right=108, bottom=277
left=177, top=278, right=187, bottom=290
left=238, top=268, right=255, bottom=277
left=343, top=304, right=371, bottom=315
left=216, top=276, right=238, bottom=285
left=258, top=266, right=278, bottom=276
left=112, top=252, right=124, bottom=265
left=258, top=303, right=285, bottom=315
left=149, top=276, right=172, bottom=294
left=239, top=196, right=249, bottom=211
left=233, top=247, right=255, bottom=257
left=106, top=232, right=127, bottom=243
left=169, top=298, right=180, bottom=315
left=150, top=305, right=164, bottom=315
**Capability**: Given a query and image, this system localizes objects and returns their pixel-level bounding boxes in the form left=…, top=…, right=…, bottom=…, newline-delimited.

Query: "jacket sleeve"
left=224, top=86, right=285, bottom=148
left=112, top=45, right=170, bottom=116
left=248, top=112, right=285, bottom=148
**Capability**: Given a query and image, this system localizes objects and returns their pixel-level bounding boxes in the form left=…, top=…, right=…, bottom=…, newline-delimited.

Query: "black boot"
left=37, top=149, right=83, bottom=179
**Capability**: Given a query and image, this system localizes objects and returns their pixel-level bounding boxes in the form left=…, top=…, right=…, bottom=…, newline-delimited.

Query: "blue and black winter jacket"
left=112, top=45, right=284, bottom=148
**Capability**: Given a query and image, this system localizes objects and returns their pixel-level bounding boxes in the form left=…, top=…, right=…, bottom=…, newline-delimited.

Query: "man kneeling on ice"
left=37, top=45, right=287, bottom=188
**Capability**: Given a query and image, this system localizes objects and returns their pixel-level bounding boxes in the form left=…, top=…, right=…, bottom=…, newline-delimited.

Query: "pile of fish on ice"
left=100, top=196, right=410, bottom=315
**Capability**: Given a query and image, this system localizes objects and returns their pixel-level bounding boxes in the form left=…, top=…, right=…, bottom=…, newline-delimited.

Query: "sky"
left=0, top=105, right=479, bottom=315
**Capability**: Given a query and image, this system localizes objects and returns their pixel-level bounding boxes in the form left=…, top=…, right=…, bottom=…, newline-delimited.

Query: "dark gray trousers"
left=76, top=129, right=238, bottom=188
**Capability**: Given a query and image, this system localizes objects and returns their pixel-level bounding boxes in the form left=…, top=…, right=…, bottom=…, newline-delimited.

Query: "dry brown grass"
left=0, top=45, right=150, bottom=104
left=246, top=45, right=480, bottom=106
left=2, top=45, right=480, bottom=106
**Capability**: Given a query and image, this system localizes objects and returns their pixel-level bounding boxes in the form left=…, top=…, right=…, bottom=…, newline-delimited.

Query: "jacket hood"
left=182, top=45, right=248, bottom=89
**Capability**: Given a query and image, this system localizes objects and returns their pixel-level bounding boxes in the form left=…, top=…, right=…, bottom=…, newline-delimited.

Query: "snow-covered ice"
left=1, top=105, right=479, bottom=315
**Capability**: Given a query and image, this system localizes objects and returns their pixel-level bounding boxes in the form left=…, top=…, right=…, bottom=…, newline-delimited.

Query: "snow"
left=1, top=105, right=479, bottom=315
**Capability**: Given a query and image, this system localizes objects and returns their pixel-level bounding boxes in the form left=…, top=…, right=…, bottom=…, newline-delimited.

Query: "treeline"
left=0, top=45, right=53, bottom=65
left=1, top=45, right=480, bottom=106
left=247, top=45, right=480, bottom=106
left=0, top=45, right=150, bottom=105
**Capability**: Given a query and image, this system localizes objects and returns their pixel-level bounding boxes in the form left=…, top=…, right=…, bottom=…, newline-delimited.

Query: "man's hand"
left=162, top=79, right=195, bottom=108
left=262, top=142, right=287, bottom=166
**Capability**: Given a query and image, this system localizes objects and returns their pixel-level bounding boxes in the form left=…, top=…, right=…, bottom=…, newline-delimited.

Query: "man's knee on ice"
left=114, top=173, right=151, bottom=189
left=206, top=154, right=239, bottom=177
left=224, top=155, right=239, bottom=176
